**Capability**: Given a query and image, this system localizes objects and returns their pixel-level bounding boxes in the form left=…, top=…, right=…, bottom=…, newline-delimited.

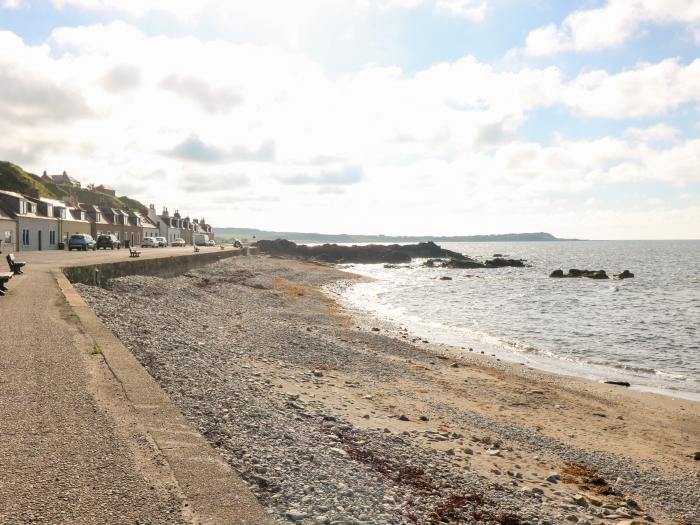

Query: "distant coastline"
left=214, top=228, right=579, bottom=243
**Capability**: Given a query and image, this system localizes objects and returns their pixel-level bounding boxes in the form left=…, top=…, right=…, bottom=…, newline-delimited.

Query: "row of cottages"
left=0, top=190, right=170, bottom=252
left=146, top=205, right=213, bottom=245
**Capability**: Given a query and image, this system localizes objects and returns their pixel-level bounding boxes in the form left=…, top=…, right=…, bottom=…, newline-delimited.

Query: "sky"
left=1, top=0, right=699, bottom=239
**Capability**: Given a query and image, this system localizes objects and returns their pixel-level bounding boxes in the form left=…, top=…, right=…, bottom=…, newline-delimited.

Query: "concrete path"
left=0, top=248, right=270, bottom=524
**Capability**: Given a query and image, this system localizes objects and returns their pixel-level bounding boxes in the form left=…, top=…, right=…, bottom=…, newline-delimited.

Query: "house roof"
left=37, top=197, right=67, bottom=208
left=0, top=189, right=27, bottom=200
left=0, top=202, right=16, bottom=221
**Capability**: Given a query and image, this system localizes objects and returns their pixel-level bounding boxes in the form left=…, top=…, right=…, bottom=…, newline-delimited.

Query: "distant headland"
left=214, top=228, right=579, bottom=243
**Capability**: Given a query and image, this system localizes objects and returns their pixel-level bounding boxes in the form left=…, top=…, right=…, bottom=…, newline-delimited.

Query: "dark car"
left=68, top=234, right=96, bottom=251
left=96, top=234, right=122, bottom=250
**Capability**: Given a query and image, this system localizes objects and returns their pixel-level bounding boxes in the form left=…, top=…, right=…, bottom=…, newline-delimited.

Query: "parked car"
left=171, top=238, right=186, bottom=247
left=96, top=234, right=121, bottom=250
left=155, top=236, right=168, bottom=247
left=68, top=234, right=96, bottom=251
left=141, top=237, right=157, bottom=248
left=206, top=239, right=216, bottom=246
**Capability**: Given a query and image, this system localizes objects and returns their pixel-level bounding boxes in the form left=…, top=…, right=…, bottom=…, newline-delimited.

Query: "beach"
left=76, top=255, right=700, bottom=525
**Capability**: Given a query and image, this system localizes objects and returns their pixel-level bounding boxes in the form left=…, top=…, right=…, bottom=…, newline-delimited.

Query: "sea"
left=334, top=240, right=700, bottom=401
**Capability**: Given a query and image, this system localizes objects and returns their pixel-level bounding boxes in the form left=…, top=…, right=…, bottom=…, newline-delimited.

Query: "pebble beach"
left=75, top=256, right=700, bottom=525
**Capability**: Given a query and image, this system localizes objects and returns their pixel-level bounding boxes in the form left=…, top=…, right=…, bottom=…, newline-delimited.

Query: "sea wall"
left=63, top=248, right=255, bottom=286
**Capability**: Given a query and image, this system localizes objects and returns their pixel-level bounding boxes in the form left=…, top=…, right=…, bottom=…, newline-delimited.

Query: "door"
left=38, top=230, right=42, bottom=251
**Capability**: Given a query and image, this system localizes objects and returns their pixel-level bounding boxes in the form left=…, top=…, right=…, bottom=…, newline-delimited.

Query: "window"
left=96, top=212, right=101, bottom=222
left=59, top=209, right=66, bottom=219
left=22, top=229, right=30, bottom=246
left=49, top=231, right=56, bottom=245
left=47, top=205, right=53, bottom=217
left=19, top=201, right=26, bottom=214
left=3, top=231, right=11, bottom=243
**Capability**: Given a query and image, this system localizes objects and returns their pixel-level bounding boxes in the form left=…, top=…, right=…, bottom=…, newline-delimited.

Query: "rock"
left=550, top=269, right=609, bottom=279
left=572, top=495, right=588, bottom=507
left=398, top=415, right=410, bottom=421
left=565, top=515, right=579, bottom=522
left=463, top=448, right=474, bottom=455
left=593, top=412, right=607, bottom=417
left=604, top=381, right=631, bottom=387
left=615, top=270, right=635, bottom=279
left=312, top=370, right=324, bottom=377
left=285, top=509, right=307, bottom=521
left=254, top=239, right=466, bottom=264
left=484, top=258, right=526, bottom=268
left=371, top=327, right=380, bottom=332
left=449, top=363, right=460, bottom=368
left=439, top=276, right=452, bottom=280
left=693, top=451, right=700, bottom=460
left=546, top=473, right=560, bottom=483
left=419, top=416, right=429, bottom=422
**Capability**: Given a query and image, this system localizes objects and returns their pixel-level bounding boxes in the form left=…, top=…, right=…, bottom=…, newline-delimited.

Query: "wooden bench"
left=0, top=271, right=13, bottom=296
left=129, top=247, right=142, bottom=258
left=6, top=253, right=26, bottom=275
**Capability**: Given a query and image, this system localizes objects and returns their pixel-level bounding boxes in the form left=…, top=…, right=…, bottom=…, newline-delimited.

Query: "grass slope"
left=0, top=161, right=146, bottom=213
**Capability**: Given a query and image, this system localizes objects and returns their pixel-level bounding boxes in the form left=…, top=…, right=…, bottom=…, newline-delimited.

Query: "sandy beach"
left=76, top=255, right=700, bottom=525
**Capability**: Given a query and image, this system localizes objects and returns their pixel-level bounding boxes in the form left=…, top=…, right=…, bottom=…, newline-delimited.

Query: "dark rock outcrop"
left=604, top=381, right=631, bottom=387
left=485, top=258, right=526, bottom=268
left=254, top=239, right=465, bottom=264
left=615, top=270, right=634, bottom=279
left=550, top=269, right=609, bottom=279
left=427, top=257, right=526, bottom=269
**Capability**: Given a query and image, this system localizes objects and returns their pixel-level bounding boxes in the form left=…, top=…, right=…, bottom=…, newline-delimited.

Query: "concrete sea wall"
left=63, top=248, right=254, bottom=286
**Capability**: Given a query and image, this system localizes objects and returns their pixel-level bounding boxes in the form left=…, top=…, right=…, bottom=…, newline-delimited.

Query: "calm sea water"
left=338, top=241, right=700, bottom=400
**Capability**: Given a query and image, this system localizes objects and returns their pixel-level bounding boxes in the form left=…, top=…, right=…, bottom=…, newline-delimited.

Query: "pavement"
left=0, top=246, right=271, bottom=525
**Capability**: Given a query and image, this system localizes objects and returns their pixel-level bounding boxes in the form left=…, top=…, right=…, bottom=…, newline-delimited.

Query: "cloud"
left=280, top=166, right=364, bottom=185
left=563, top=58, right=700, bottom=118
left=167, top=135, right=228, bottom=163
left=1, top=0, right=25, bottom=8
left=0, top=32, right=93, bottom=124
left=521, top=0, right=700, bottom=56
left=161, top=74, right=242, bottom=114
left=434, top=0, right=487, bottom=21
left=166, top=136, right=275, bottom=163
left=231, top=140, right=276, bottom=162
left=3, top=20, right=698, bottom=238
left=624, top=123, right=679, bottom=142
left=180, top=173, right=251, bottom=192
left=102, top=64, right=142, bottom=92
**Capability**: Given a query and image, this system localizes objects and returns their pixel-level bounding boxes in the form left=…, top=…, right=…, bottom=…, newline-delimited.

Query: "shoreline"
left=335, top=280, right=700, bottom=402
left=76, top=255, right=700, bottom=524
left=333, top=263, right=700, bottom=402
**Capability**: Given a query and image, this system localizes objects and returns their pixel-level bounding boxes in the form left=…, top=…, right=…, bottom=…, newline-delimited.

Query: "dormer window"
left=80, top=211, right=85, bottom=221
left=47, top=205, right=53, bottom=216
left=96, top=212, right=101, bottom=222
left=19, top=201, right=26, bottom=214
left=58, top=208, right=66, bottom=219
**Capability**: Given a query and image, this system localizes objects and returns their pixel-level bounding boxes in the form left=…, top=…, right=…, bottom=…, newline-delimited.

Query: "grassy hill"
left=0, top=161, right=147, bottom=213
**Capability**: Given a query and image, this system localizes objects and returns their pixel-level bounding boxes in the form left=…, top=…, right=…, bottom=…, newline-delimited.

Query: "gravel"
left=75, top=256, right=699, bottom=525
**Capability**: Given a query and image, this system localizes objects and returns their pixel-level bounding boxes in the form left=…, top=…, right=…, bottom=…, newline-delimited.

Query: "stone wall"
left=63, top=248, right=255, bottom=287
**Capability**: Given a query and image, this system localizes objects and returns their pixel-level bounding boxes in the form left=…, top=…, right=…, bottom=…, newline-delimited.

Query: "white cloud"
left=1, top=0, right=25, bottom=8
left=1, top=21, right=697, bottom=238
left=624, top=123, right=679, bottom=142
left=52, top=0, right=491, bottom=22
left=435, top=0, right=488, bottom=21
left=521, top=0, right=700, bottom=56
left=563, top=58, right=700, bottom=118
